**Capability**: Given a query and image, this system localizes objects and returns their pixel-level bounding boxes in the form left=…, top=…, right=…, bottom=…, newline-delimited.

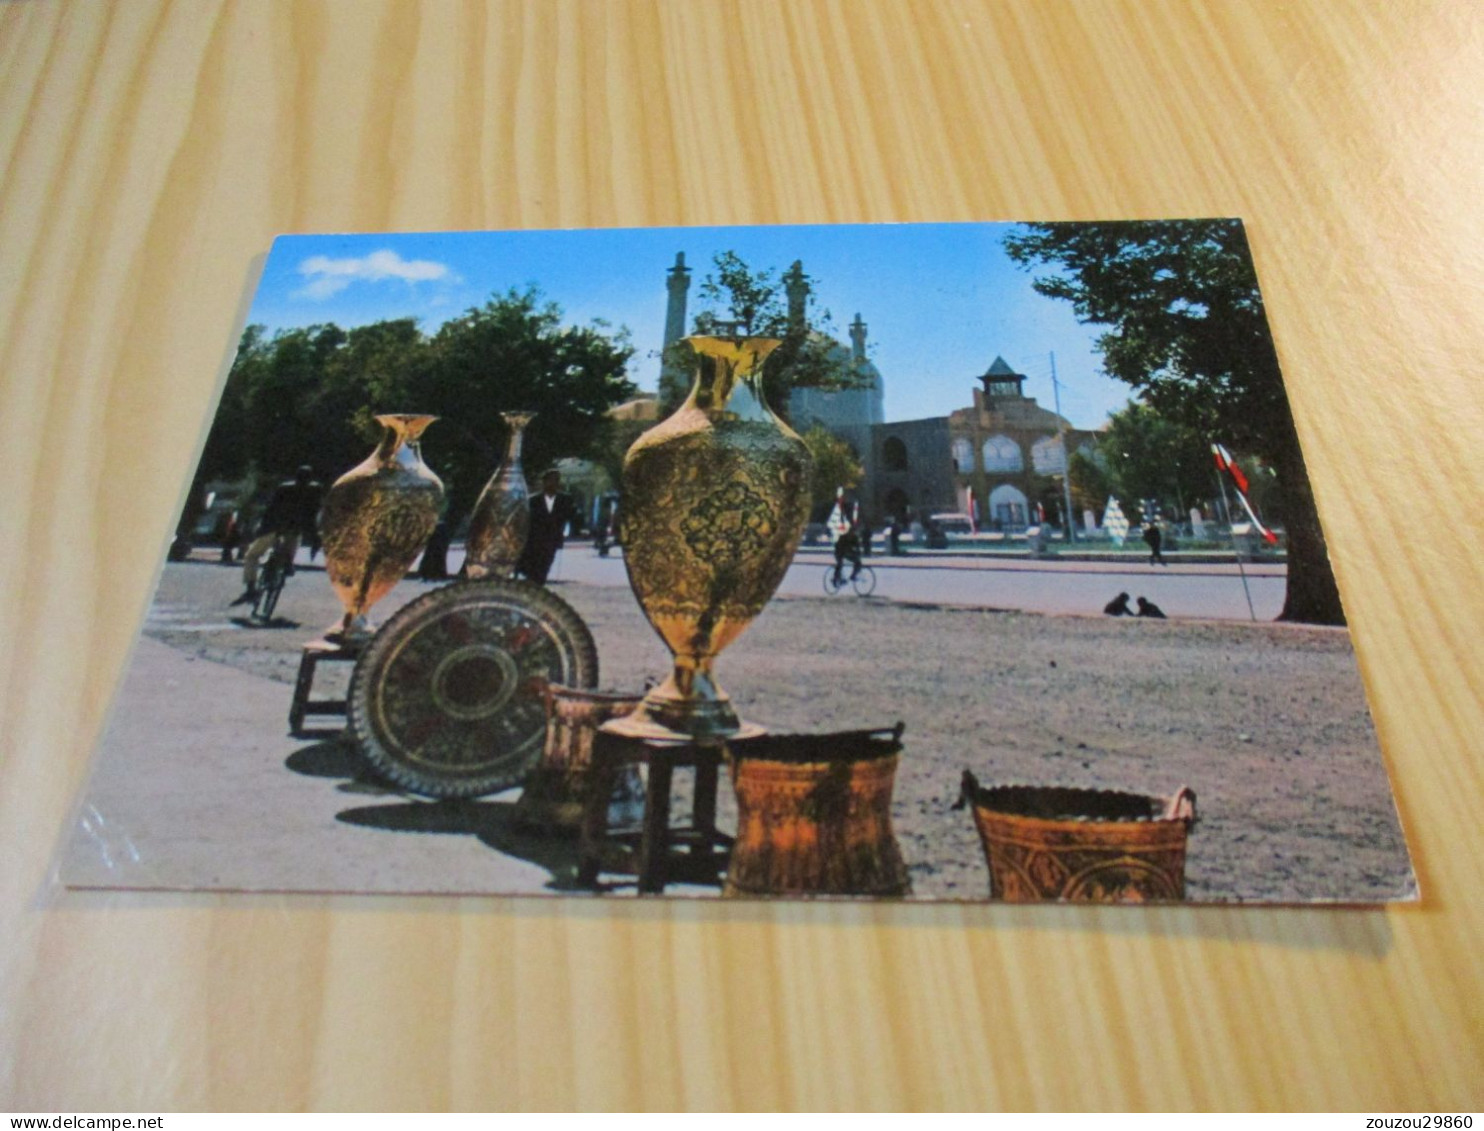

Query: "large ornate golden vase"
left=320, top=413, right=444, bottom=641
left=464, top=410, right=534, bottom=579
left=611, top=335, right=812, bottom=740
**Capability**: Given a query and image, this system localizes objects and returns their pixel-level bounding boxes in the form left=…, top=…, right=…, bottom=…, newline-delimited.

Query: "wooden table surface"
left=2, top=0, right=1481, bottom=1112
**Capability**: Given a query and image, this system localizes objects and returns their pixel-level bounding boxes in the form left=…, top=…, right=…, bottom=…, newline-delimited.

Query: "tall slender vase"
left=608, top=335, right=813, bottom=740
left=320, top=414, right=444, bottom=641
left=464, top=411, right=535, bottom=579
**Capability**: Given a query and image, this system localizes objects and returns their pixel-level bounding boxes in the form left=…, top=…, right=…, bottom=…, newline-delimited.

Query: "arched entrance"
left=882, top=436, right=909, bottom=472
left=988, top=483, right=1028, bottom=530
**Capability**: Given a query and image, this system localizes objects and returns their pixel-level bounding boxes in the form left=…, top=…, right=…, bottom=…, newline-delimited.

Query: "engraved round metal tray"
left=347, top=579, right=598, bottom=798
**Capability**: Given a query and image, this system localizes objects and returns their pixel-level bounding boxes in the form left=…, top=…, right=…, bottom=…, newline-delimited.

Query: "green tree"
left=1097, top=401, right=1214, bottom=521
left=198, top=291, right=635, bottom=530
left=799, top=424, right=863, bottom=520
left=661, top=252, right=869, bottom=416
left=1004, top=220, right=1342, bottom=623
left=424, top=288, right=636, bottom=519
left=1067, top=448, right=1113, bottom=517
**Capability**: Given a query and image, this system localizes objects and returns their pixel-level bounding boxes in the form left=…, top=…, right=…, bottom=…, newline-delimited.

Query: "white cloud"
left=294, top=248, right=452, bottom=300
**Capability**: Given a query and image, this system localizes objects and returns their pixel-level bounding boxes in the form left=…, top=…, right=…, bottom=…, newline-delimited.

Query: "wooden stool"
left=288, top=638, right=364, bottom=736
left=577, top=730, right=733, bottom=894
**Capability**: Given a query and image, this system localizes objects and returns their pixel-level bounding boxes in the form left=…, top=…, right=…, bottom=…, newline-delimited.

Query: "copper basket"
left=513, top=685, right=644, bottom=834
left=960, top=770, right=1197, bottom=903
left=724, top=723, right=910, bottom=898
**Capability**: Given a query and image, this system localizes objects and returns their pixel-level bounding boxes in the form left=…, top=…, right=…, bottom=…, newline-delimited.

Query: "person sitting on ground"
left=1104, top=591, right=1132, bottom=616
left=231, top=466, right=322, bottom=606
left=833, top=520, right=863, bottom=586
left=1136, top=596, right=1167, bottom=619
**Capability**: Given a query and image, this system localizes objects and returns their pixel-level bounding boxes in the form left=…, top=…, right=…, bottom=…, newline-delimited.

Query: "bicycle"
left=250, top=534, right=295, bottom=622
left=822, top=563, right=877, bottom=597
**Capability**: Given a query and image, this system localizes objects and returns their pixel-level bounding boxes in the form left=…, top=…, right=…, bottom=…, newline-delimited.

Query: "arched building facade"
left=860, top=357, right=1099, bottom=530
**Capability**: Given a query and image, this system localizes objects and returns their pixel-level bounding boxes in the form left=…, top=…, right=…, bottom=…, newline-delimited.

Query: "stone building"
left=863, top=357, right=1099, bottom=530
left=944, top=356, right=1099, bottom=529
left=863, top=416, right=954, bottom=527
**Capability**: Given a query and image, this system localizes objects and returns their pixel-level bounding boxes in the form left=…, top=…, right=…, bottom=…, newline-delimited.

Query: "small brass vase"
left=609, top=335, right=812, bottom=740
left=320, top=413, right=444, bottom=641
left=464, top=411, right=535, bottom=579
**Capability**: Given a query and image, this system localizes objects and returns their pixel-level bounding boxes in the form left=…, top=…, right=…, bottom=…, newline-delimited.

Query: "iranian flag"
left=1212, top=443, right=1250, bottom=493
left=1212, top=443, right=1279, bottom=545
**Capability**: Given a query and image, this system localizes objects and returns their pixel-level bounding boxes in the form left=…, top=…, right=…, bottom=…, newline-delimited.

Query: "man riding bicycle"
left=832, top=519, right=863, bottom=587
left=231, top=466, right=322, bottom=607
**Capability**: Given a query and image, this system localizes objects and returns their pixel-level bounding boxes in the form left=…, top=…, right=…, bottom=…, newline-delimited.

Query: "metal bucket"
left=724, top=723, right=911, bottom=898
left=513, top=685, right=644, bottom=834
left=960, top=770, right=1196, bottom=902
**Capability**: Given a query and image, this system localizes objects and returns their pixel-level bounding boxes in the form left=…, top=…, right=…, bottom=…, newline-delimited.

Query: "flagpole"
left=1050, top=352, right=1076, bottom=544
left=1215, top=468, right=1258, bottom=622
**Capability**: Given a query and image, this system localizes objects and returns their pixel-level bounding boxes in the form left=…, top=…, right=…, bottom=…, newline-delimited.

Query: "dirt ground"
left=122, top=554, right=1416, bottom=904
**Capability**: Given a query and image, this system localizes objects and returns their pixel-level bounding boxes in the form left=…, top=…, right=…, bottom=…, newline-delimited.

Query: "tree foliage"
left=660, top=251, right=870, bottom=416
left=1067, top=449, right=1113, bottom=517
left=1095, top=401, right=1216, bottom=520
left=1003, top=220, right=1341, bottom=623
left=799, top=424, right=863, bottom=520
left=197, top=290, right=636, bottom=525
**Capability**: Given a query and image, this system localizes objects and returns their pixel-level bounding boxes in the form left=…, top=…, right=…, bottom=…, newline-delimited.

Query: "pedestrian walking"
left=887, top=516, right=903, bottom=556
left=1143, top=521, right=1167, bottom=566
left=220, top=509, right=243, bottom=564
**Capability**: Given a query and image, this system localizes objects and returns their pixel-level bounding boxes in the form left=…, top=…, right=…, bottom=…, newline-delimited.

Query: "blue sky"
left=246, top=222, right=1135, bottom=429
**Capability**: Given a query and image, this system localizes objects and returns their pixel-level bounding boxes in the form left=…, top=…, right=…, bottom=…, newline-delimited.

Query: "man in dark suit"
left=516, top=469, right=578, bottom=585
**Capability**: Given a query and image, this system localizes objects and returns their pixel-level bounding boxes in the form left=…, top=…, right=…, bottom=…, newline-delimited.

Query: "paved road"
left=243, top=542, right=1287, bottom=621
left=542, top=547, right=1288, bottom=621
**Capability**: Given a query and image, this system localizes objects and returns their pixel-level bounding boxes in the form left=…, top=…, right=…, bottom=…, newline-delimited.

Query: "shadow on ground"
left=285, top=738, right=600, bottom=893
left=228, top=616, right=302, bottom=630
left=335, top=799, right=592, bottom=892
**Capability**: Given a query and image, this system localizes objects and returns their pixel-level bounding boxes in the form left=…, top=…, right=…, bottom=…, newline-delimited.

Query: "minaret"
left=850, top=313, right=886, bottom=425
left=663, top=252, right=691, bottom=348
left=849, top=313, right=867, bottom=361
left=658, top=252, right=692, bottom=403
left=784, top=260, right=809, bottom=332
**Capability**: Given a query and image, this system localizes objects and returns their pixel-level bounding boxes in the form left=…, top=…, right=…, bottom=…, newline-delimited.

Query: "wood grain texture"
left=2, top=0, right=1481, bottom=1111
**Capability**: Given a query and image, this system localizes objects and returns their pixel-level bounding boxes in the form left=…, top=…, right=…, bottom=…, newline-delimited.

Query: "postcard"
left=62, top=221, right=1416, bottom=904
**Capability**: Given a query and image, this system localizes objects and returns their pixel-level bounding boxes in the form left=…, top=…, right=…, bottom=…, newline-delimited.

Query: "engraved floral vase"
left=320, top=413, right=444, bottom=641
left=609, top=335, right=812, bottom=740
left=464, top=411, right=535, bottom=579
